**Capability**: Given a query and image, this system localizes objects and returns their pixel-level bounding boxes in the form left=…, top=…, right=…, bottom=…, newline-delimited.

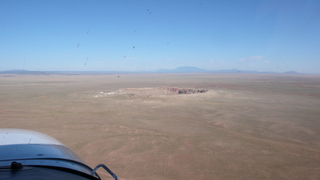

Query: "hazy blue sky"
left=0, top=0, right=319, bottom=73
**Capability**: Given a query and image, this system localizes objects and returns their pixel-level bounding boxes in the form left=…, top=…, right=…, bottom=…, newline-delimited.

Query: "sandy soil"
left=1, top=73, right=320, bottom=180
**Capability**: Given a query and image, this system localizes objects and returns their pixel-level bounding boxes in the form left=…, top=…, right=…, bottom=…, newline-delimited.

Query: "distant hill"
left=5, top=69, right=28, bottom=72
left=284, top=71, right=299, bottom=74
left=212, top=69, right=276, bottom=74
left=1, top=68, right=300, bottom=75
left=157, top=66, right=209, bottom=73
left=0, top=69, right=49, bottom=75
left=174, top=66, right=209, bottom=72
left=156, top=66, right=278, bottom=74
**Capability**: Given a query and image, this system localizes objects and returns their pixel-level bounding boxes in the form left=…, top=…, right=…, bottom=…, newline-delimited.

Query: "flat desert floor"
left=1, top=73, right=320, bottom=180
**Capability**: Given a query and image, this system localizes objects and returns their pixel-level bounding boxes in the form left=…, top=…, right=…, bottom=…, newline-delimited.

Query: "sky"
left=0, top=0, right=319, bottom=73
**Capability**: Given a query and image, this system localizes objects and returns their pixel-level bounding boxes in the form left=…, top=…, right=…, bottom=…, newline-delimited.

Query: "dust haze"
left=1, top=73, right=320, bottom=180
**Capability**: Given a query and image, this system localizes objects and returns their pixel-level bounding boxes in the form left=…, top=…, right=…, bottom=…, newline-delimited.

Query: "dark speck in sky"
left=123, top=56, right=126, bottom=58
left=77, top=44, right=80, bottom=48
left=132, top=46, right=135, bottom=49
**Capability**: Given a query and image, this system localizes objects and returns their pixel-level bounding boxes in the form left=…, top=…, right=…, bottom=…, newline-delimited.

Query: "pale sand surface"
left=1, top=73, right=320, bottom=179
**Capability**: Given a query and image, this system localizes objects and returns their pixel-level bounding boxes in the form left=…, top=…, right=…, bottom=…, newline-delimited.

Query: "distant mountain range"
left=0, top=69, right=49, bottom=75
left=0, top=70, right=114, bottom=75
left=157, top=66, right=299, bottom=74
left=0, top=67, right=299, bottom=75
left=157, top=66, right=208, bottom=73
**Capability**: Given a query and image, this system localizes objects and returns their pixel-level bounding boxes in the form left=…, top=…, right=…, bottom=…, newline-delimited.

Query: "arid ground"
left=1, top=73, right=320, bottom=180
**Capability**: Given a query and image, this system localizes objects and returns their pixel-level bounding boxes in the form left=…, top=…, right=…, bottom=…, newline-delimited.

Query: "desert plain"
left=1, top=73, right=320, bottom=180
